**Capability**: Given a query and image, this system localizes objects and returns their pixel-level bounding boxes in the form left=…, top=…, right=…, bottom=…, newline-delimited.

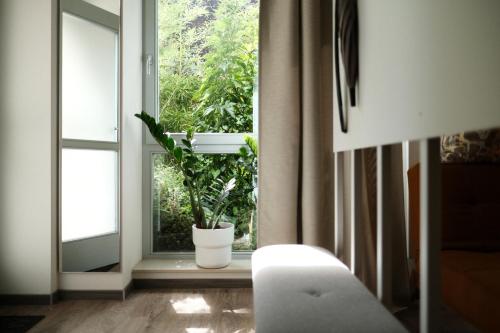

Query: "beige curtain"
left=358, top=148, right=378, bottom=292
left=258, top=0, right=334, bottom=250
left=258, top=0, right=410, bottom=306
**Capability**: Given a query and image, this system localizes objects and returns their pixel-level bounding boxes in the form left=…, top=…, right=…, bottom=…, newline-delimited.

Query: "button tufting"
left=305, top=290, right=322, bottom=297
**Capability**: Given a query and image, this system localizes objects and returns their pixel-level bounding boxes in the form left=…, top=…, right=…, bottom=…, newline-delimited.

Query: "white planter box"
left=192, top=222, right=234, bottom=268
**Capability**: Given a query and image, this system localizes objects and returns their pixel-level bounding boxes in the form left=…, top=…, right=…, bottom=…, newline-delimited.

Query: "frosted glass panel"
left=62, top=13, right=118, bottom=142
left=62, top=149, right=118, bottom=242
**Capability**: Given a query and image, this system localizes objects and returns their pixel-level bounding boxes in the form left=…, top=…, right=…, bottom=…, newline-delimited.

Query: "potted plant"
left=136, top=111, right=236, bottom=268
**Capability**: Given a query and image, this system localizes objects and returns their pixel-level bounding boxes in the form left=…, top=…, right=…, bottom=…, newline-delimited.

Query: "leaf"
left=211, top=169, right=221, bottom=179
left=203, top=106, right=215, bottom=116
left=166, top=137, right=175, bottom=151
left=224, top=106, right=235, bottom=118
left=244, top=135, right=258, bottom=156
left=173, top=147, right=183, bottom=161
left=224, top=178, right=236, bottom=192
left=239, top=146, right=248, bottom=157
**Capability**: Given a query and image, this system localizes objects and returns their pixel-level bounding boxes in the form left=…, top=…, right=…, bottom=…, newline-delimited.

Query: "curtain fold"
left=358, top=148, right=378, bottom=292
left=356, top=146, right=412, bottom=304
left=258, top=0, right=334, bottom=250
left=354, top=147, right=411, bottom=303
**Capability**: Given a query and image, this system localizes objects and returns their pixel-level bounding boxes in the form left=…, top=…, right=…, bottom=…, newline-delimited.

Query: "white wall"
left=0, top=0, right=142, bottom=294
left=120, top=0, right=143, bottom=289
left=0, top=0, right=58, bottom=295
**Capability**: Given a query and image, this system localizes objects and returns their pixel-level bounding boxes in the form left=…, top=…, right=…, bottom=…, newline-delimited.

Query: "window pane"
left=152, top=153, right=257, bottom=252
left=62, top=13, right=118, bottom=142
left=62, top=149, right=118, bottom=242
left=157, top=0, right=259, bottom=133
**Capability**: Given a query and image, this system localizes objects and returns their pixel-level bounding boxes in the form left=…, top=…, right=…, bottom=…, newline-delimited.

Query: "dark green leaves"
left=173, top=147, right=183, bottom=161
left=166, top=136, right=175, bottom=151
left=135, top=111, right=171, bottom=151
left=239, top=146, right=248, bottom=157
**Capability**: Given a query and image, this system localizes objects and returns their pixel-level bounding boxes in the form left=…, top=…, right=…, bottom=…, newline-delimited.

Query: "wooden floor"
left=0, top=289, right=255, bottom=333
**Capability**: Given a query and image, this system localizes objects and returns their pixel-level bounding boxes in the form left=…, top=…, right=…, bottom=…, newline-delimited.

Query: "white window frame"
left=142, top=0, right=257, bottom=258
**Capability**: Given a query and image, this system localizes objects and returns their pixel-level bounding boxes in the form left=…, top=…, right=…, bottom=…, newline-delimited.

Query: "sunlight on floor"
left=185, top=329, right=255, bottom=333
left=185, top=328, right=213, bottom=333
left=170, top=296, right=211, bottom=314
left=222, top=308, right=252, bottom=314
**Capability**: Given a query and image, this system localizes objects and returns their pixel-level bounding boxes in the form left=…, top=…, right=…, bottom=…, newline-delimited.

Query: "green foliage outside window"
left=153, top=0, right=259, bottom=252
left=158, top=0, right=258, bottom=133
left=152, top=150, right=257, bottom=252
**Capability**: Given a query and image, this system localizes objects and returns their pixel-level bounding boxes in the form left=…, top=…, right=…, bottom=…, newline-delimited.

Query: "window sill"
left=132, top=258, right=251, bottom=280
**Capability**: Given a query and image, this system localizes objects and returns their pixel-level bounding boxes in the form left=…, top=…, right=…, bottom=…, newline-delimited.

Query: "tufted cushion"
left=252, top=245, right=407, bottom=333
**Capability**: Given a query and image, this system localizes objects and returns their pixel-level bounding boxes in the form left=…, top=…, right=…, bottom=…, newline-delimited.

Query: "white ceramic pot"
left=192, top=222, right=234, bottom=268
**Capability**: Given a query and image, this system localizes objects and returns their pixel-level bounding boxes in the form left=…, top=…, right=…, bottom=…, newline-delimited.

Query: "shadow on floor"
left=394, top=302, right=480, bottom=333
left=0, top=315, right=44, bottom=333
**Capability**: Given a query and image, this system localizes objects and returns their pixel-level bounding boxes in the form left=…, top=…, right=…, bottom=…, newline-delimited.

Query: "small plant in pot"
left=136, top=111, right=236, bottom=268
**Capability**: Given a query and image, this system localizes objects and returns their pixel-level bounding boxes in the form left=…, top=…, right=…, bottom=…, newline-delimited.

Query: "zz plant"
left=136, top=111, right=236, bottom=230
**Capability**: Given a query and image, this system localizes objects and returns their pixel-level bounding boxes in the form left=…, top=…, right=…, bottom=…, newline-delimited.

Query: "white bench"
left=252, top=245, right=408, bottom=333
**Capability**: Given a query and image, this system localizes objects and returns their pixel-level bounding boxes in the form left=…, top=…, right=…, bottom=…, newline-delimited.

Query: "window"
left=152, top=153, right=257, bottom=252
left=60, top=5, right=120, bottom=242
left=143, top=0, right=259, bottom=256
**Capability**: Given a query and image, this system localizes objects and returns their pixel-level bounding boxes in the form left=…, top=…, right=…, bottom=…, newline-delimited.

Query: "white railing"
left=334, top=138, right=442, bottom=332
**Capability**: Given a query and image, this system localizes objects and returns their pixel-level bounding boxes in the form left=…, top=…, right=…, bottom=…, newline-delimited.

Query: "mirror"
left=59, top=0, right=121, bottom=272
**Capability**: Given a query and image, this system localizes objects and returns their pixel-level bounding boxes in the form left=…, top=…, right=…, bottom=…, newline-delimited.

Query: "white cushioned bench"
left=252, top=245, right=408, bottom=333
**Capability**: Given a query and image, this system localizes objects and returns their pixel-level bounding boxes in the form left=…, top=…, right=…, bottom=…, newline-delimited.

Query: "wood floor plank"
left=0, top=289, right=255, bottom=333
